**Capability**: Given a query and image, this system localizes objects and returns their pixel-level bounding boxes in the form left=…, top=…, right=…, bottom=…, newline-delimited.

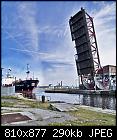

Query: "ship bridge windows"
left=17, top=85, right=24, bottom=86
left=32, top=83, right=35, bottom=86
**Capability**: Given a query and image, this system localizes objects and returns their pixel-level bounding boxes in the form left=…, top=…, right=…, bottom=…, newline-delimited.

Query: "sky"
left=1, top=1, right=116, bottom=86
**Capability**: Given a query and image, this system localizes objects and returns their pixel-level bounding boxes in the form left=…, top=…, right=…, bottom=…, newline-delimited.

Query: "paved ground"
left=1, top=107, right=77, bottom=126
left=50, top=103, right=79, bottom=112
left=2, top=113, right=32, bottom=124
left=1, top=102, right=116, bottom=126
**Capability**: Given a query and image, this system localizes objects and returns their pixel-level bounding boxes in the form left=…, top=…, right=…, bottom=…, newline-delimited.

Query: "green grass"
left=1, top=102, right=14, bottom=107
left=1, top=95, right=19, bottom=99
left=22, top=100, right=50, bottom=109
left=49, top=108, right=116, bottom=126
left=1, top=96, right=50, bottom=110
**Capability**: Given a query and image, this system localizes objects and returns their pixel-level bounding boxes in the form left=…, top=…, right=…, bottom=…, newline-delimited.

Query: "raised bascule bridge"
left=69, top=7, right=116, bottom=91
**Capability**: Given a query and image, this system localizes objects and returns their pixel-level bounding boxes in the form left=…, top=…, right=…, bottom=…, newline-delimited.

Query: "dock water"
left=44, top=88, right=116, bottom=96
left=1, top=86, right=15, bottom=96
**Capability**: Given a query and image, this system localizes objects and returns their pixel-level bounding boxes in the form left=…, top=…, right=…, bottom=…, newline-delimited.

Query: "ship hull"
left=15, top=80, right=39, bottom=98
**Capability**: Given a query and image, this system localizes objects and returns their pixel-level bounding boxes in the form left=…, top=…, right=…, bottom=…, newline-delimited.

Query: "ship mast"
left=1, top=68, right=11, bottom=78
left=26, top=64, right=30, bottom=80
left=7, top=68, right=11, bottom=78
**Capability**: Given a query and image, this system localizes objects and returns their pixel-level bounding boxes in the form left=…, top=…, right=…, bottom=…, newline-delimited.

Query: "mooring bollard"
left=42, top=95, right=45, bottom=103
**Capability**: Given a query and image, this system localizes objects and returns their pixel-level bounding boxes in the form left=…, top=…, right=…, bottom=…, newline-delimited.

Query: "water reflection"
left=34, top=88, right=116, bottom=110
left=81, top=95, right=116, bottom=110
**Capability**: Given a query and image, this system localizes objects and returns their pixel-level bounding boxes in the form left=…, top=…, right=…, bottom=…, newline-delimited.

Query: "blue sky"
left=2, top=1, right=116, bottom=86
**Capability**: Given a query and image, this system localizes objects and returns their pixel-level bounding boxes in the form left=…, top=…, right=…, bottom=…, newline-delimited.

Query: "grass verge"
left=49, top=108, right=116, bottom=126
left=1, top=95, right=19, bottom=99
left=1, top=96, right=50, bottom=110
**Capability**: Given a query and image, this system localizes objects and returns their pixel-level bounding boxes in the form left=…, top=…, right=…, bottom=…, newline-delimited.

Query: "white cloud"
left=94, top=2, right=115, bottom=19
left=17, top=2, right=39, bottom=53
left=43, top=65, right=77, bottom=86
left=92, top=2, right=116, bottom=66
